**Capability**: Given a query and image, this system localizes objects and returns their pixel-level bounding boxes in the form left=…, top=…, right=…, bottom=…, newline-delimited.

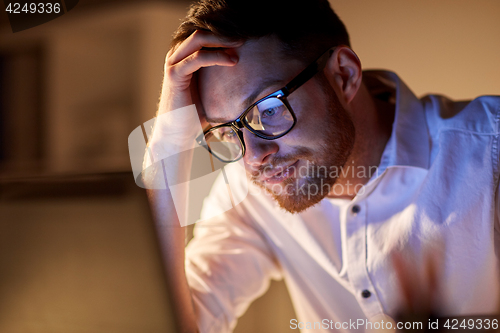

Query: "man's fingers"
left=170, top=50, right=238, bottom=79
left=168, top=30, right=243, bottom=66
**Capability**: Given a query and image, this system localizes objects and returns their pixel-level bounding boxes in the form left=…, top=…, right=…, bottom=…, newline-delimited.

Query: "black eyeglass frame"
left=196, top=46, right=336, bottom=163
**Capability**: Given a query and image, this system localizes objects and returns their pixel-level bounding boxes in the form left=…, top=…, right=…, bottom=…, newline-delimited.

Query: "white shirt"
left=185, top=71, right=500, bottom=332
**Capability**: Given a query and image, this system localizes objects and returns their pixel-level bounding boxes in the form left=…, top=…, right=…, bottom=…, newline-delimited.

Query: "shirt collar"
left=363, top=70, right=430, bottom=175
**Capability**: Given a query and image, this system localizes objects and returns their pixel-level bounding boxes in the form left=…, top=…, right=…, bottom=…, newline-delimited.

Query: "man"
left=143, top=0, right=500, bottom=332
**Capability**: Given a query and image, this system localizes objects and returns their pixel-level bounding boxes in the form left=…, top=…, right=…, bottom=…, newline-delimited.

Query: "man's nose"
left=242, top=129, right=279, bottom=167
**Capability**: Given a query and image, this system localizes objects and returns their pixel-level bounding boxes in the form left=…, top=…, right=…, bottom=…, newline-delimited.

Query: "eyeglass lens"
left=205, top=126, right=242, bottom=162
left=206, top=97, right=294, bottom=162
left=245, top=98, right=294, bottom=136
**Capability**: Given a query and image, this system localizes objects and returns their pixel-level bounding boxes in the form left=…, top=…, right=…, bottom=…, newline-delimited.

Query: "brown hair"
left=171, top=0, right=351, bottom=64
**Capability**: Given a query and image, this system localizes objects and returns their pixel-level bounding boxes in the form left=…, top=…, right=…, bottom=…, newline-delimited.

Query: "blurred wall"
left=330, top=0, right=500, bottom=99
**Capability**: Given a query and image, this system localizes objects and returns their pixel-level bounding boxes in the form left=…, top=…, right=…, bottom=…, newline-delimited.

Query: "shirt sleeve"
left=185, top=173, right=282, bottom=333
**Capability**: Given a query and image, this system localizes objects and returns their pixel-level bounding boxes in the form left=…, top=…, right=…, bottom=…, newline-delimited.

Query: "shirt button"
left=361, top=289, right=371, bottom=298
left=352, top=205, right=361, bottom=214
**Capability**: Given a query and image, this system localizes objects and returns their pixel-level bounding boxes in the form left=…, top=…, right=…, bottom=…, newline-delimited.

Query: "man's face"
left=198, top=37, right=355, bottom=213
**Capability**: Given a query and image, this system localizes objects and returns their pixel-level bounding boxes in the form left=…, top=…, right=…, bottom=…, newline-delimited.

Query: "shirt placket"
left=344, top=199, right=384, bottom=320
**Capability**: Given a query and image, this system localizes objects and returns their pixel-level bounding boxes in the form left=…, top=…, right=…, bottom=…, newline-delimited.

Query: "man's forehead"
left=199, top=38, right=282, bottom=98
left=198, top=37, right=301, bottom=123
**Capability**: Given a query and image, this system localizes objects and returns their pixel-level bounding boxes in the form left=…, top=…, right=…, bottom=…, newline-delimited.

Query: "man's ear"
left=325, top=46, right=362, bottom=104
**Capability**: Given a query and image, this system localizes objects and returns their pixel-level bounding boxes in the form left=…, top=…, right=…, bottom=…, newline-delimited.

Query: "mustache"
left=249, top=147, right=313, bottom=180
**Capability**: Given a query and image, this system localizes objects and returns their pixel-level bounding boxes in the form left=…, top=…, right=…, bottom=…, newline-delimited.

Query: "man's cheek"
left=286, top=120, right=317, bottom=144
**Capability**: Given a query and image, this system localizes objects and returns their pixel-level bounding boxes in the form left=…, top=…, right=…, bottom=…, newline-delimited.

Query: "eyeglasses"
left=196, top=47, right=335, bottom=163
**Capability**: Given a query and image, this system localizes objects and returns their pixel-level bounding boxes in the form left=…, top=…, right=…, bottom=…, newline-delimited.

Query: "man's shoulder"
left=419, top=94, right=500, bottom=179
left=421, top=94, right=500, bottom=135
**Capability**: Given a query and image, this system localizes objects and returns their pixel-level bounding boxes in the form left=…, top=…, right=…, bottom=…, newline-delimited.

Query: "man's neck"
left=327, top=82, right=395, bottom=200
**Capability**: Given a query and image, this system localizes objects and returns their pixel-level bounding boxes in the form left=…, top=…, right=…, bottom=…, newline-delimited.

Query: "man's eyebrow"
left=205, top=78, right=285, bottom=124
left=242, top=78, right=284, bottom=109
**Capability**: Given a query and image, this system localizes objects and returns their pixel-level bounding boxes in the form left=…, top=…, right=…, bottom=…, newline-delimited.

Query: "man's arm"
left=144, top=31, right=242, bottom=333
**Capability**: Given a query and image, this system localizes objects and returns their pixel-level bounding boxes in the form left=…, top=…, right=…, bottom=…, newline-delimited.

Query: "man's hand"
left=159, top=30, right=242, bottom=116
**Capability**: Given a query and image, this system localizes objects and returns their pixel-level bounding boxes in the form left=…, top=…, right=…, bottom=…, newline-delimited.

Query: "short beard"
left=251, top=74, right=355, bottom=214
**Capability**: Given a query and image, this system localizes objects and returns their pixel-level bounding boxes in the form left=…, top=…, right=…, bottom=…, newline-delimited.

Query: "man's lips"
left=259, top=160, right=299, bottom=185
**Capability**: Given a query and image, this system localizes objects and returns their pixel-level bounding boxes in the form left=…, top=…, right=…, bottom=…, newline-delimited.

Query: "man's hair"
left=171, top=0, right=350, bottom=64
